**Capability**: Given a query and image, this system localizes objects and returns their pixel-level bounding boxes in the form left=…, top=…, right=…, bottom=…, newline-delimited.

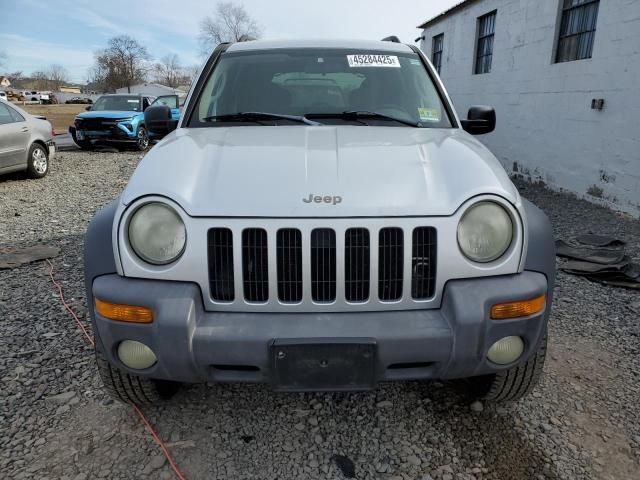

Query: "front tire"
left=95, top=336, right=180, bottom=405
left=135, top=125, right=149, bottom=151
left=26, top=143, right=49, bottom=178
left=470, top=330, right=547, bottom=402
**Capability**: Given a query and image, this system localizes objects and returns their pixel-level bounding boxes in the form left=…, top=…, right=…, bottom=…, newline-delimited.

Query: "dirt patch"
left=18, top=103, right=87, bottom=133
left=548, top=339, right=638, bottom=480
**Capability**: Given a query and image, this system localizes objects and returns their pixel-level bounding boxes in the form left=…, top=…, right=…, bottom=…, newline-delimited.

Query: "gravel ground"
left=1, top=151, right=639, bottom=480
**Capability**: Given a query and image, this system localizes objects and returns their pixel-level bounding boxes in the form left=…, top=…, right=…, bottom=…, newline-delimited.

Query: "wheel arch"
left=30, top=138, right=49, bottom=155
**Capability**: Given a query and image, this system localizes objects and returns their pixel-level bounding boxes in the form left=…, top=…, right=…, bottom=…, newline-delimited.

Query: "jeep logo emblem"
left=303, top=194, right=343, bottom=205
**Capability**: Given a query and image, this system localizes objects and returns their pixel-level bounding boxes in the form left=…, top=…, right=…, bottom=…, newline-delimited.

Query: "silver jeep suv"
left=84, top=39, right=554, bottom=404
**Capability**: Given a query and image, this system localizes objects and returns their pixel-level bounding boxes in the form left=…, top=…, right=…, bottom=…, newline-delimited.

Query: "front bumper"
left=91, top=271, right=549, bottom=389
left=91, top=271, right=549, bottom=383
left=46, top=139, right=56, bottom=159
left=69, top=125, right=137, bottom=142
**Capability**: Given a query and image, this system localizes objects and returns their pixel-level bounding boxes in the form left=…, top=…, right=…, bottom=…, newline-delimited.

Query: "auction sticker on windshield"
left=347, top=55, right=400, bottom=68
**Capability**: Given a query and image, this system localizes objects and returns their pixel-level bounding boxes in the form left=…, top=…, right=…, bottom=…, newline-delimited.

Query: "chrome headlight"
left=127, top=202, right=186, bottom=265
left=457, top=201, right=513, bottom=263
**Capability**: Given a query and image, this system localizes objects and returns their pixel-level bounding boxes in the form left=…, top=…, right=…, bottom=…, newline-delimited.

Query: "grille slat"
left=208, top=225, right=436, bottom=307
left=345, top=228, right=370, bottom=302
left=277, top=229, right=303, bottom=303
left=411, top=227, right=437, bottom=299
left=207, top=228, right=235, bottom=302
left=242, top=228, right=269, bottom=302
left=311, top=229, right=336, bottom=302
left=378, top=228, right=404, bottom=301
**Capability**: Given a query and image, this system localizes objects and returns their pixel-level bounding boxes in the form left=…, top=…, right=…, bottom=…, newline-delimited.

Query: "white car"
left=20, top=90, right=49, bottom=102
left=85, top=39, right=555, bottom=405
left=0, top=99, right=55, bottom=178
left=0, top=91, right=7, bottom=100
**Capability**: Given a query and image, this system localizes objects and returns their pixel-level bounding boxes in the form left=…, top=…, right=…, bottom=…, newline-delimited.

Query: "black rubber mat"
left=557, top=236, right=639, bottom=290
left=555, top=240, right=626, bottom=265
left=574, top=234, right=626, bottom=249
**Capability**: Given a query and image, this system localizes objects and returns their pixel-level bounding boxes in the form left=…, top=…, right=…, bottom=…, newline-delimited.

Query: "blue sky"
left=0, top=0, right=458, bottom=83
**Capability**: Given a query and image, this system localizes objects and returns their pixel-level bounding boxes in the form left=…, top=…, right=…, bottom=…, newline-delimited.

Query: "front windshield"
left=192, top=48, right=452, bottom=128
left=92, top=95, right=141, bottom=112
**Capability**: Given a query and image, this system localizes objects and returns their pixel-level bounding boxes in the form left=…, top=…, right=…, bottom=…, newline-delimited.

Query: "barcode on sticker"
left=347, top=55, right=401, bottom=68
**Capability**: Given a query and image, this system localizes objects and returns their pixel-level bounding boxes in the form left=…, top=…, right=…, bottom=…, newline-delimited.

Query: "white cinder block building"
left=418, top=0, right=640, bottom=216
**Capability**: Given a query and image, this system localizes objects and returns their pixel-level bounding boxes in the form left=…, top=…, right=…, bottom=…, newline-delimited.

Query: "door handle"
left=21, top=127, right=29, bottom=132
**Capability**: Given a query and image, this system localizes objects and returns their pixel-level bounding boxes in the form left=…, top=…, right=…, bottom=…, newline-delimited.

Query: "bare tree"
left=198, top=2, right=262, bottom=55
left=47, top=64, right=69, bottom=91
left=153, top=54, right=182, bottom=88
left=31, top=71, right=49, bottom=91
left=182, top=64, right=201, bottom=85
left=0, top=50, right=7, bottom=70
left=91, top=35, right=152, bottom=92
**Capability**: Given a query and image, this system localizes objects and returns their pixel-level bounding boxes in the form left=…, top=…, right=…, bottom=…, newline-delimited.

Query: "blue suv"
left=69, top=94, right=179, bottom=151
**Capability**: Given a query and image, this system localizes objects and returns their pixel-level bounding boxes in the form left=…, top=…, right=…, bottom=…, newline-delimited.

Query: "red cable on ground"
left=46, top=259, right=94, bottom=346
left=45, top=259, right=188, bottom=480
left=130, top=402, right=188, bottom=480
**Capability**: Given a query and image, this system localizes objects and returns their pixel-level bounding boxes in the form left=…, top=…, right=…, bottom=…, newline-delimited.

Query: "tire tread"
left=481, top=331, right=547, bottom=402
left=94, top=338, right=170, bottom=405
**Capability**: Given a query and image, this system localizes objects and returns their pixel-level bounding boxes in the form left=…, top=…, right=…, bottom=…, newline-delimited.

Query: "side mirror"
left=144, top=105, right=178, bottom=139
left=85, top=105, right=92, bottom=111
left=461, top=105, right=495, bottom=135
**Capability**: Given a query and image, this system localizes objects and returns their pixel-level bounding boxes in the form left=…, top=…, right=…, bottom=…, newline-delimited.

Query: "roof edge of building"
left=418, top=0, right=479, bottom=29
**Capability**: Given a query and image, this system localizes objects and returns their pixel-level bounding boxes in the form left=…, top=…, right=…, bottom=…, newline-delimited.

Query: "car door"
left=151, top=95, right=181, bottom=121
left=0, top=102, right=29, bottom=169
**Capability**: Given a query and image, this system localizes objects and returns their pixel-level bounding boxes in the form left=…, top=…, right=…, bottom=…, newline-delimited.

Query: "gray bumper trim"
left=91, top=271, right=548, bottom=387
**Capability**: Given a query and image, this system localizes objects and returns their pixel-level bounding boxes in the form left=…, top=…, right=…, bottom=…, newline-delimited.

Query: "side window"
left=142, top=97, right=150, bottom=110
left=8, top=107, right=25, bottom=122
left=0, top=103, right=15, bottom=125
left=152, top=95, right=179, bottom=109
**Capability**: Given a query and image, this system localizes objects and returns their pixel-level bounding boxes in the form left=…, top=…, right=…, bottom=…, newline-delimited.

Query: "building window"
left=475, top=11, right=496, bottom=74
left=556, top=0, right=599, bottom=63
left=432, top=34, right=444, bottom=74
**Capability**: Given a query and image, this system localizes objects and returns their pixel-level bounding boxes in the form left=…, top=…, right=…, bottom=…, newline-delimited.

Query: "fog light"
left=487, top=336, right=524, bottom=365
left=117, top=340, right=157, bottom=370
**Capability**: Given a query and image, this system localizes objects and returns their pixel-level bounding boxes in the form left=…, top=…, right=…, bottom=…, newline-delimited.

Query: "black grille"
left=311, top=229, right=336, bottom=302
left=75, top=117, right=125, bottom=131
left=378, top=228, right=404, bottom=301
left=242, top=228, right=269, bottom=302
left=207, top=228, right=235, bottom=302
left=411, top=227, right=437, bottom=299
left=277, top=229, right=303, bottom=303
left=345, top=228, right=370, bottom=302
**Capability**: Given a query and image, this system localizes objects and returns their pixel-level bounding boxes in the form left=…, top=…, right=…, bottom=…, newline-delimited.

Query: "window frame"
left=0, top=102, right=17, bottom=125
left=474, top=10, right=497, bottom=75
left=555, top=0, right=600, bottom=63
left=8, top=105, right=25, bottom=122
left=431, top=33, right=444, bottom=74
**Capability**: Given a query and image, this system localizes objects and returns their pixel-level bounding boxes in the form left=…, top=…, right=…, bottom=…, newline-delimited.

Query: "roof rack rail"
left=381, top=36, right=401, bottom=43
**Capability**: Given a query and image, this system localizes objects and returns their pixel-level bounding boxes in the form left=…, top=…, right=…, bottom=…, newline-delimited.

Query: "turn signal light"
left=490, top=295, right=545, bottom=320
left=95, top=298, right=153, bottom=323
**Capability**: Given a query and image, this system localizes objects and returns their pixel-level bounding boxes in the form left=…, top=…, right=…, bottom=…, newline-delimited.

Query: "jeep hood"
left=122, top=126, right=519, bottom=217
left=79, top=111, right=140, bottom=119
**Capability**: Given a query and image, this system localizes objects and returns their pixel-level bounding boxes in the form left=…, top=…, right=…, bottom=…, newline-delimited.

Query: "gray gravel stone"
left=46, top=391, right=76, bottom=405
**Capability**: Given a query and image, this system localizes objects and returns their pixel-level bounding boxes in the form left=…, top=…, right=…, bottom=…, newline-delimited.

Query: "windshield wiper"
left=306, top=111, right=422, bottom=127
left=203, top=112, right=320, bottom=126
